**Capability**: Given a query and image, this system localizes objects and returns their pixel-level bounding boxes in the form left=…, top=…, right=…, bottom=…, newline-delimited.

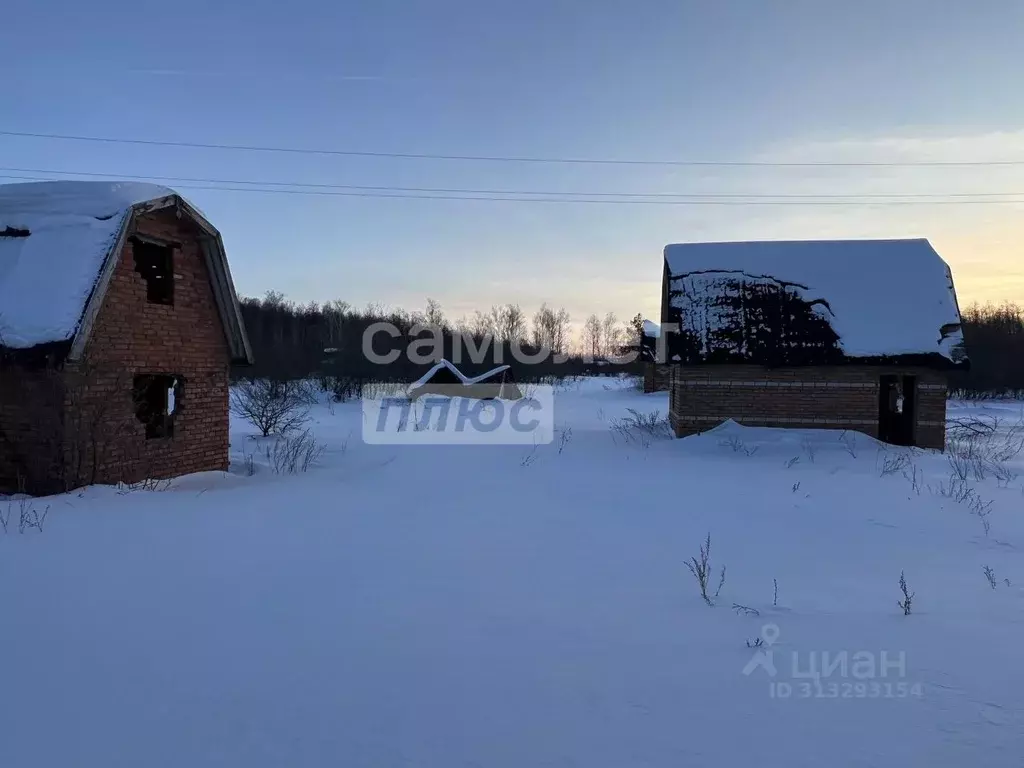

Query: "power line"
left=4, top=173, right=1024, bottom=206
left=2, top=165, right=1023, bottom=200
left=3, top=129, right=1024, bottom=168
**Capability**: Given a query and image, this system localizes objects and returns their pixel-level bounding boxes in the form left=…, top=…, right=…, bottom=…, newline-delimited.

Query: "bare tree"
left=601, top=312, right=621, bottom=357
left=532, top=304, right=573, bottom=355
left=230, top=379, right=310, bottom=436
left=424, top=298, right=446, bottom=329
left=582, top=314, right=602, bottom=359
left=471, top=309, right=497, bottom=339
left=499, top=304, right=527, bottom=343
left=532, top=303, right=557, bottom=350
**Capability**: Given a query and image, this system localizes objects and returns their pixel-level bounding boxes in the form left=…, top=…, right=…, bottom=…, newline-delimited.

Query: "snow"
left=0, top=181, right=178, bottom=348
left=409, top=359, right=511, bottom=389
left=642, top=319, right=661, bottom=338
left=3, top=378, right=1024, bottom=766
left=663, top=239, right=965, bottom=361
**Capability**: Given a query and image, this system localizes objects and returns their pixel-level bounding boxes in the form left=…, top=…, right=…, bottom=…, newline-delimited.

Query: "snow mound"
left=0, top=181, right=179, bottom=348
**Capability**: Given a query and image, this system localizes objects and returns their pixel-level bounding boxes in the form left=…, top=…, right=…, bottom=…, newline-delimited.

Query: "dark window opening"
left=878, top=374, right=917, bottom=446
left=133, top=374, right=183, bottom=439
left=132, top=238, right=174, bottom=305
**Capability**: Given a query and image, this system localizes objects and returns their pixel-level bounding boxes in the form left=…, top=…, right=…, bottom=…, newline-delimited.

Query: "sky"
left=4, top=0, right=1024, bottom=330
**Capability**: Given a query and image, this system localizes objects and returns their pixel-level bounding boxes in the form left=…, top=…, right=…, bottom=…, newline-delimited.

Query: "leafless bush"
left=879, top=451, right=912, bottom=477
left=610, top=409, right=671, bottom=448
left=556, top=425, right=573, bottom=454
left=946, top=414, right=1024, bottom=486
left=270, top=429, right=324, bottom=474
left=686, top=533, right=726, bottom=606
left=773, top=578, right=779, bottom=607
left=746, top=637, right=765, bottom=649
left=117, top=477, right=172, bottom=493
left=732, top=603, right=760, bottom=616
left=791, top=481, right=801, bottom=493
left=244, top=452, right=256, bottom=476
left=840, top=431, right=858, bottom=458
left=801, top=438, right=817, bottom=463
left=519, top=445, right=539, bottom=467
left=933, top=466, right=994, bottom=535
left=898, top=570, right=914, bottom=616
left=935, top=472, right=975, bottom=504
left=971, top=496, right=993, bottom=537
left=3, top=498, right=49, bottom=534
left=620, top=409, right=672, bottom=436
left=947, top=414, right=1000, bottom=441
left=719, top=435, right=759, bottom=457
left=983, top=565, right=998, bottom=589
left=785, top=456, right=800, bottom=469
left=231, top=379, right=311, bottom=436
left=903, top=463, right=922, bottom=495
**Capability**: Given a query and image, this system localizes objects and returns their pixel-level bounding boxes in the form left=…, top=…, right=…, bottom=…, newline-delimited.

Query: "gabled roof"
left=662, top=238, right=967, bottom=367
left=410, top=360, right=511, bottom=389
left=0, top=181, right=252, bottom=363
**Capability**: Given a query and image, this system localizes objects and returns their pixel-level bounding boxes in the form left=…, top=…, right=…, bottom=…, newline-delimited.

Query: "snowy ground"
left=3, top=377, right=1024, bottom=767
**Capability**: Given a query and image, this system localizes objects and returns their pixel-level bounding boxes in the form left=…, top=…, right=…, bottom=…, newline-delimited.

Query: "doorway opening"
left=878, top=374, right=916, bottom=446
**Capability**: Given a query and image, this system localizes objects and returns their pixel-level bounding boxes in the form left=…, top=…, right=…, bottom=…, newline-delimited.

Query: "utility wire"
left=3, top=129, right=1024, bottom=168
left=2, top=165, right=1023, bottom=200
left=3, top=173, right=1024, bottom=206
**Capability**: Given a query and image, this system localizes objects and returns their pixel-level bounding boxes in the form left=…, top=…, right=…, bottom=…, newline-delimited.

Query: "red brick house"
left=0, top=181, right=252, bottom=494
left=659, top=239, right=968, bottom=449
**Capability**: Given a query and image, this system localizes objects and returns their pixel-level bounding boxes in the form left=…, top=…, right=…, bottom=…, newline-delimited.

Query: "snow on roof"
left=662, top=239, right=965, bottom=363
left=0, top=181, right=178, bottom=348
left=409, top=360, right=511, bottom=390
left=642, top=319, right=661, bottom=338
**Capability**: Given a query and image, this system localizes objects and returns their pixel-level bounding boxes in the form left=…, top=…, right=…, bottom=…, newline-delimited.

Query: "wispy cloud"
left=126, top=67, right=387, bottom=83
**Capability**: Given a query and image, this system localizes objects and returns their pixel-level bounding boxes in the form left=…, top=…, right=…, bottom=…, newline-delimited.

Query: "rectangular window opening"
left=133, top=374, right=183, bottom=439
left=132, top=238, right=175, bottom=305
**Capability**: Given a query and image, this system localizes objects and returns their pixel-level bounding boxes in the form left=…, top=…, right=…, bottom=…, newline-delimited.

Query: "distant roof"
left=662, top=238, right=966, bottom=366
left=0, top=181, right=252, bottom=363
left=642, top=319, right=661, bottom=338
left=410, top=360, right=511, bottom=390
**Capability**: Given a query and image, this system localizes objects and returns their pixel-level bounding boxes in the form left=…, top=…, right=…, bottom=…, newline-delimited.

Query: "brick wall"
left=63, top=207, right=231, bottom=487
left=643, top=363, right=670, bottom=393
left=0, top=364, right=66, bottom=494
left=668, top=364, right=948, bottom=449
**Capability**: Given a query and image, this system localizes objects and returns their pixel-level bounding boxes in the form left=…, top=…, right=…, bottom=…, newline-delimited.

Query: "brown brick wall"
left=643, top=363, right=670, bottom=393
left=62, top=208, right=231, bottom=487
left=0, top=364, right=67, bottom=494
left=668, top=364, right=947, bottom=449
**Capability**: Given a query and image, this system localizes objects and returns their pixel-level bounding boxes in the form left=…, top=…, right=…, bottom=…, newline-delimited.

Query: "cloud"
left=759, top=129, right=1024, bottom=165
left=126, top=68, right=386, bottom=83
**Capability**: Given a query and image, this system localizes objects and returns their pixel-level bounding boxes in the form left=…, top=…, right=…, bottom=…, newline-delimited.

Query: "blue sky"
left=4, top=0, right=1024, bottom=328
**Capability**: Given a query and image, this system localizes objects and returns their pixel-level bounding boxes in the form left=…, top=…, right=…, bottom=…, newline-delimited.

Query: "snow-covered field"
left=3, top=377, right=1024, bottom=767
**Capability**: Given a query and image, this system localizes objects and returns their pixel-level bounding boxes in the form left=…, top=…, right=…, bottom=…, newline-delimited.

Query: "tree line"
left=236, top=292, right=646, bottom=391
left=948, top=303, right=1024, bottom=395
left=236, top=292, right=1024, bottom=397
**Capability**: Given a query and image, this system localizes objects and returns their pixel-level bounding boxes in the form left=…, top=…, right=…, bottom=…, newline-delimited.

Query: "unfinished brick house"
left=659, top=239, right=968, bottom=449
left=0, top=181, right=252, bottom=494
